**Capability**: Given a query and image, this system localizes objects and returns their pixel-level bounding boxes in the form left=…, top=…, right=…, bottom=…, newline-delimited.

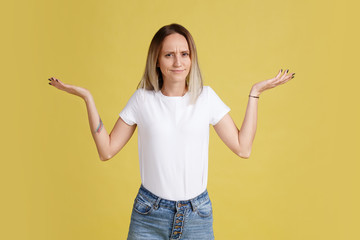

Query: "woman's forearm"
left=238, top=87, right=260, bottom=157
left=236, top=69, right=295, bottom=157
left=83, top=93, right=111, bottom=161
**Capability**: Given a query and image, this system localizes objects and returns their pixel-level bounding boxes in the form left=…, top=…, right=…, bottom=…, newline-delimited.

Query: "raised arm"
left=48, top=77, right=136, bottom=161
left=213, top=69, right=295, bottom=159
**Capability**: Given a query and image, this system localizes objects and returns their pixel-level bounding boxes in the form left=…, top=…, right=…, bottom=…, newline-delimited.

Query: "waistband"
left=137, top=184, right=210, bottom=212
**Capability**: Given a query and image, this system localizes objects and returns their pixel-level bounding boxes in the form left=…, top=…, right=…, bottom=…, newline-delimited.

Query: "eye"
left=182, top=52, right=189, bottom=56
left=165, top=53, right=173, bottom=57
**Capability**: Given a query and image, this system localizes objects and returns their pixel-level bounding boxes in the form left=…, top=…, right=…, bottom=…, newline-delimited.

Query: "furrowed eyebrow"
left=163, top=50, right=189, bottom=53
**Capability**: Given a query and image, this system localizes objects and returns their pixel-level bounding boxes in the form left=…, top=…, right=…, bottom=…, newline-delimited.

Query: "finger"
left=280, top=69, right=289, bottom=80
left=272, top=70, right=280, bottom=81
left=50, top=77, right=59, bottom=83
left=276, top=69, right=283, bottom=78
left=282, top=77, right=292, bottom=85
left=285, top=72, right=295, bottom=80
left=280, top=72, right=295, bottom=84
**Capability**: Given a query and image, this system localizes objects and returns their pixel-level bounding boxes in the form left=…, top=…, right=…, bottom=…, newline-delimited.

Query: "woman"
left=48, top=23, right=295, bottom=240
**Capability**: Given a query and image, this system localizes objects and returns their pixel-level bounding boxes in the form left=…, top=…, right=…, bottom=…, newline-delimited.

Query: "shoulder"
left=195, top=85, right=213, bottom=100
left=201, top=85, right=211, bottom=94
left=205, top=85, right=227, bottom=102
left=133, top=87, right=151, bottom=96
left=203, top=85, right=216, bottom=92
left=203, top=85, right=216, bottom=97
left=190, top=85, right=210, bottom=103
left=133, top=87, right=157, bottom=101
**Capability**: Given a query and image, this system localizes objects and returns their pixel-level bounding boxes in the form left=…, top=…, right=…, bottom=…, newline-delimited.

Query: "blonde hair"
left=137, top=23, right=203, bottom=104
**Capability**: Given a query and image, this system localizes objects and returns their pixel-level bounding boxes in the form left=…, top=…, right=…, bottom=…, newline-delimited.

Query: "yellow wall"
left=1, top=0, right=359, bottom=239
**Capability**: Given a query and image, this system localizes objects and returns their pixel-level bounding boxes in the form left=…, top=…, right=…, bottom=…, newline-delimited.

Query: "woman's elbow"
left=100, top=153, right=113, bottom=161
left=237, top=149, right=251, bottom=159
left=238, top=153, right=250, bottom=159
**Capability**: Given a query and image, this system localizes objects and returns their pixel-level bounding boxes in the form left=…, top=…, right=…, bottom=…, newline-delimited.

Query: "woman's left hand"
left=251, top=69, right=295, bottom=96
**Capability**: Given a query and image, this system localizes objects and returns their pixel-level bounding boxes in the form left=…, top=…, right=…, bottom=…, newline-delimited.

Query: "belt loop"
left=153, top=196, right=161, bottom=210
left=190, top=199, right=197, bottom=212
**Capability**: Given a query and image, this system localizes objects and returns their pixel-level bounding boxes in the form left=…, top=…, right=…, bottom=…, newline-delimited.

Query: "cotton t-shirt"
left=119, top=86, right=230, bottom=201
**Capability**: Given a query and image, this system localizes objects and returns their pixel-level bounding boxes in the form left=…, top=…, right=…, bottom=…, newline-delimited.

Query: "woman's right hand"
left=48, top=77, right=90, bottom=100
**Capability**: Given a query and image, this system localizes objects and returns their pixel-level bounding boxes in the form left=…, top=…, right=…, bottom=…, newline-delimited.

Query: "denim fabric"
left=127, top=185, right=214, bottom=240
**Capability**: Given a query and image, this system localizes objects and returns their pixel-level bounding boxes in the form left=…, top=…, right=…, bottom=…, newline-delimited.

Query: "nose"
left=173, top=54, right=181, bottom=67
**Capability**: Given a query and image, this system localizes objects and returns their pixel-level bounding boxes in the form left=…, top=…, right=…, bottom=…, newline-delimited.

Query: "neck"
left=161, top=81, right=187, bottom=97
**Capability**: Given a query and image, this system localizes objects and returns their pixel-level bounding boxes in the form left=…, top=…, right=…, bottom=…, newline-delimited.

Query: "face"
left=157, top=33, right=191, bottom=85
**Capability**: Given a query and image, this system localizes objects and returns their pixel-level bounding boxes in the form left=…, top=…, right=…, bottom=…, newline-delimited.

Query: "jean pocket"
left=195, top=198, right=213, bottom=218
left=133, top=193, right=153, bottom=215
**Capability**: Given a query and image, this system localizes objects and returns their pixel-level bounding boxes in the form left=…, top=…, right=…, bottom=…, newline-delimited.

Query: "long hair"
left=137, top=23, right=203, bottom=104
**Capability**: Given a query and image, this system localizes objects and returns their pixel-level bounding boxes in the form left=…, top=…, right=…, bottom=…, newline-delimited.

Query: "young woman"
left=48, top=23, right=295, bottom=240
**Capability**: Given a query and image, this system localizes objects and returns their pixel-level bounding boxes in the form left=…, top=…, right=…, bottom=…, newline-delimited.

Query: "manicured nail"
left=281, top=69, right=283, bottom=72
left=48, top=78, right=51, bottom=81
left=49, top=82, right=51, bottom=85
left=56, top=79, right=58, bottom=82
left=286, top=69, right=289, bottom=73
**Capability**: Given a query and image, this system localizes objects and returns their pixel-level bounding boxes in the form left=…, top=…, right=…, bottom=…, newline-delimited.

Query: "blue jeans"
left=127, top=185, right=214, bottom=240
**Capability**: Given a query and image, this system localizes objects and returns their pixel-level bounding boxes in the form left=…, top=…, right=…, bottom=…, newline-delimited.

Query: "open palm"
left=48, top=77, right=90, bottom=99
left=254, top=69, right=295, bottom=95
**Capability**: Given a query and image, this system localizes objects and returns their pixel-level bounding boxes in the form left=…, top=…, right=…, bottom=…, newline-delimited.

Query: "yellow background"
left=1, top=0, right=359, bottom=239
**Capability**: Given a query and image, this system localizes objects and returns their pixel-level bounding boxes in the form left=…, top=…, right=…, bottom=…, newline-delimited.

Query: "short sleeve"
left=208, top=86, right=231, bottom=125
left=119, top=89, right=140, bottom=126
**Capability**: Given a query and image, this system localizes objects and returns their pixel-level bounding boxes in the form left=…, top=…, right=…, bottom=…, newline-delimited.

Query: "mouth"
left=171, top=69, right=185, bottom=73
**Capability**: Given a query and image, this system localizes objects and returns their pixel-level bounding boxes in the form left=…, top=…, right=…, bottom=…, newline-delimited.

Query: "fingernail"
left=49, top=82, right=51, bottom=85
left=281, top=69, right=283, bottom=72
left=286, top=69, right=289, bottom=73
left=48, top=78, right=51, bottom=81
left=56, top=79, right=58, bottom=82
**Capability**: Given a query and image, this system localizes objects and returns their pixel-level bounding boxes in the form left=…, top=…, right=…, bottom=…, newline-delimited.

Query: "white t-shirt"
left=119, top=85, right=230, bottom=200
